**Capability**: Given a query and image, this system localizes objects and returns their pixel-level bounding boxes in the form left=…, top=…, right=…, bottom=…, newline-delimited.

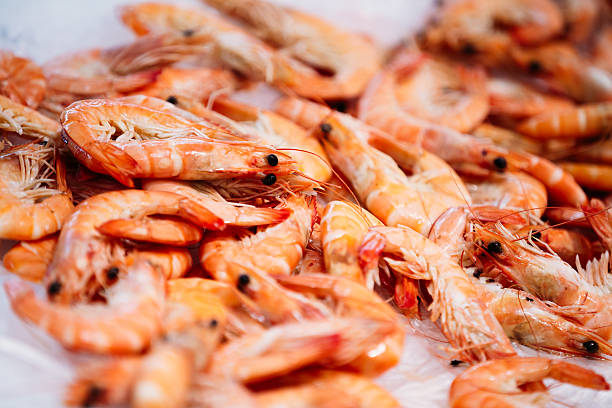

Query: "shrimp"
left=44, top=189, right=223, bottom=303
left=60, top=98, right=295, bottom=187
left=423, top=0, right=563, bottom=61
left=465, top=171, right=547, bottom=218
left=275, top=273, right=404, bottom=376
left=450, top=356, right=609, bottom=407
left=556, top=0, right=600, bottom=43
left=482, top=285, right=612, bottom=357
left=0, top=50, right=46, bottom=109
left=209, top=317, right=395, bottom=383
left=309, top=112, right=470, bottom=234
left=380, top=49, right=489, bottom=132
left=97, top=216, right=203, bottom=246
left=537, top=227, right=602, bottom=268
left=467, top=221, right=612, bottom=339
left=3, top=234, right=57, bottom=282
left=359, top=225, right=516, bottom=363
left=211, top=98, right=332, bottom=183
left=254, top=370, right=399, bottom=408
left=559, top=162, right=612, bottom=191
left=200, top=195, right=328, bottom=323
left=517, top=102, right=612, bottom=139
left=4, top=259, right=165, bottom=354
left=488, top=76, right=574, bottom=119
left=0, top=142, right=73, bottom=240
left=320, top=201, right=382, bottom=286
left=0, top=95, right=61, bottom=142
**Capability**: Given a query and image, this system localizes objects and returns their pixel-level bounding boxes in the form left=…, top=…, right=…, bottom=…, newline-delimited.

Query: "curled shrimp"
left=60, top=98, right=295, bottom=187
left=5, top=259, right=165, bottom=354
left=0, top=142, right=73, bottom=240
left=0, top=50, right=46, bottom=109
left=0, top=94, right=61, bottom=142
left=44, top=189, right=223, bottom=303
left=449, top=356, right=609, bottom=407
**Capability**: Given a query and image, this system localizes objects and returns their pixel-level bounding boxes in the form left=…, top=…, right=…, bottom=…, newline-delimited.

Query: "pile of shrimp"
left=2, top=0, right=612, bottom=407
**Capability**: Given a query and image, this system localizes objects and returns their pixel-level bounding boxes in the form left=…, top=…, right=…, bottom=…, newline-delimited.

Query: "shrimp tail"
left=177, top=198, right=226, bottom=230
left=86, top=140, right=140, bottom=187
left=548, top=360, right=610, bottom=390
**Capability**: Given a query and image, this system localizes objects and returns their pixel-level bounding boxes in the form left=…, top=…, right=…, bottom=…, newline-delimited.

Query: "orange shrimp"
left=275, top=273, right=404, bottom=376
left=537, top=227, right=602, bottom=268
left=97, top=216, right=203, bottom=246
left=200, top=195, right=327, bottom=323
left=0, top=50, right=46, bottom=109
left=382, top=49, right=489, bottom=132
left=3, top=234, right=57, bottom=282
left=5, top=259, right=165, bottom=354
left=320, top=201, right=382, bottom=286
left=44, top=189, right=222, bottom=303
left=0, top=142, right=73, bottom=240
left=60, top=98, right=295, bottom=187
left=559, top=162, right=612, bottom=191
left=0, top=95, right=61, bottom=142
left=449, top=356, right=609, bottom=408
left=360, top=225, right=516, bottom=363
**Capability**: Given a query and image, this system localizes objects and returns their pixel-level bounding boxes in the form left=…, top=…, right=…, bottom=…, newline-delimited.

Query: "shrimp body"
left=0, top=50, right=46, bottom=108
left=450, top=356, right=609, bottom=408
left=559, top=162, right=612, bottom=192
left=5, top=259, right=165, bottom=354
left=61, top=98, right=294, bottom=186
left=3, top=234, right=57, bottom=282
left=44, top=189, right=223, bottom=303
left=0, top=143, right=73, bottom=240
left=0, top=95, right=61, bottom=142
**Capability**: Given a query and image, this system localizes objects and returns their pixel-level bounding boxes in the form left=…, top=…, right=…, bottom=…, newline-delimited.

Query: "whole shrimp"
left=0, top=95, right=61, bottom=142
left=0, top=142, right=73, bottom=240
left=44, top=189, right=223, bottom=303
left=60, top=98, right=295, bottom=187
left=0, top=50, right=46, bottom=109
left=5, top=259, right=165, bottom=354
left=449, top=356, right=609, bottom=408
left=200, top=195, right=329, bottom=323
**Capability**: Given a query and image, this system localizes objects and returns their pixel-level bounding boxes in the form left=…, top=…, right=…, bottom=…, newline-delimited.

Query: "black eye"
left=583, top=340, right=599, bottom=354
left=493, top=156, right=507, bottom=171
left=237, top=273, right=250, bottom=291
left=266, top=154, right=278, bottom=166
left=487, top=241, right=503, bottom=254
left=166, top=95, right=178, bottom=105
left=450, top=359, right=463, bottom=366
left=461, top=42, right=477, bottom=55
left=262, top=173, right=276, bottom=185
left=182, top=29, right=195, bottom=37
left=320, top=123, right=332, bottom=134
left=528, top=60, right=542, bottom=74
left=47, top=280, right=62, bottom=296
left=531, top=231, right=542, bottom=240
left=473, top=270, right=482, bottom=278
left=83, top=385, right=104, bottom=407
left=209, top=318, right=219, bottom=329
left=106, top=266, right=119, bottom=281
left=525, top=297, right=534, bottom=302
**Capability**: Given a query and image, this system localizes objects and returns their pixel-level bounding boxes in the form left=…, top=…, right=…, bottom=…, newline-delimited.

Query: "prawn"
left=449, top=356, right=609, bottom=408
left=0, top=94, right=61, bottom=142
left=3, top=234, right=57, bottom=282
left=44, top=189, right=223, bottom=303
left=0, top=142, right=73, bottom=240
left=4, top=259, right=165, bottom=354
left=60, top=98, right=295, bottom=187
left=559, top=161, right=612, bottom=191
left=0, top=50, right=46, bottom=108
left=200, top=195, right=328, bottom=323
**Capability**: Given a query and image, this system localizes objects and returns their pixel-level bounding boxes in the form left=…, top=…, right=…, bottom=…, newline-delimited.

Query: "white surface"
left=0, top=1, right=611, bottom=407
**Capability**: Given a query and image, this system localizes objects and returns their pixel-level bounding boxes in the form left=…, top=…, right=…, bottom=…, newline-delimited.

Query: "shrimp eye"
left=583, top=340, right=599, bottom=354
left=182, top=29, right=195, bottom=37
left=450, top=359, right=463, bottom=366
left=320, top=123, right=332, bottom=134
left=61, top=134, right=69, bottom=144
left=473, top=270, right=482, bottom=278
left=487, top=241, right=503, bottom=254
left=237, top=273, right=250, bottom=291
left=266, top=154, right=279, bottom=166
left=493, top=156, right=507, bottom=171
left=262, top=173, right=276, bottom=185
left=531, top=231, right=542, bottom=240
left=328, top=100, right=347, bottom=113
left=528, top=60, right=542, bottom=74
left=47, top=280, right=62, bottom=297
left=209, top=318, right=219, bottom=329
left=106, top=266, right=119, bottom=281
left=461, top=42, right=477, bottom=55
left=83, top=385, right=104, bottom=406
left=166, top=95, right=178, bottom=105
left=525, top=297, right=534, bottom=302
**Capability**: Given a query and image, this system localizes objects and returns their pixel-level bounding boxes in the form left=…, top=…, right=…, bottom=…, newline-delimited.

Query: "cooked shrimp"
left=537, top=227, right=602, bottom=268
left=98, top=216, right=203, bottom=246
left=5, top=259, right=165, bottom=354
left=3, top=234, right=57, bottom=282
left=143, top=179, right=290, bottom=227
left=450, top=356, right=609, bottom=407
left=44, top=189, right=223, bottom=303
left=275, top=273, right=404, bottom=376
left=381, top=49, right=489, bottom=132
left=309, top=113, right=470, bottom=234
left=488, top=76, right=574, bottom=119
left=360, top=225, right=516, bottom=363
left=0, top=95, right=61, bottom=142
left=209, top=317, right=395, bottom=383
left=0, top=50, right=46, bottom=108
left=465, top=171, right=547, bottom=218
left=559, top=162, right=612, bottom=191
left=320, top=201, right=382, bottom=286
left=424, top=0, right=563, bottom=60
left=200, top=195, right=328, bottom=323
left=60, top=98, right=295, bottom=187
left=254, top=370, right=399, bottom=408
left=0, top=142, right=73, bottom=240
